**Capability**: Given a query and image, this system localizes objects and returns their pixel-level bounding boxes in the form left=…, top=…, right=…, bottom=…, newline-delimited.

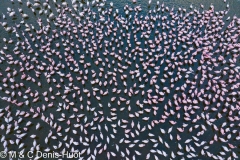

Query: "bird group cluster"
left=0, top=0, right=239, bottom=160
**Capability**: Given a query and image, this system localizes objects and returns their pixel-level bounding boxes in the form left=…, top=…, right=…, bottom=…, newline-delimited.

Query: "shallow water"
left=0, top=0, right=239, bottom=160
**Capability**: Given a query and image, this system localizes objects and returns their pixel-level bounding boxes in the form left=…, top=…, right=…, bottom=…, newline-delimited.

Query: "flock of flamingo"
left=0, top=0, right=239, bottom=159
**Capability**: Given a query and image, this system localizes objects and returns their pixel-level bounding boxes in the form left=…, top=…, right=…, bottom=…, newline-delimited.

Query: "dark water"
left=0, top=0, right=239, bottom=160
